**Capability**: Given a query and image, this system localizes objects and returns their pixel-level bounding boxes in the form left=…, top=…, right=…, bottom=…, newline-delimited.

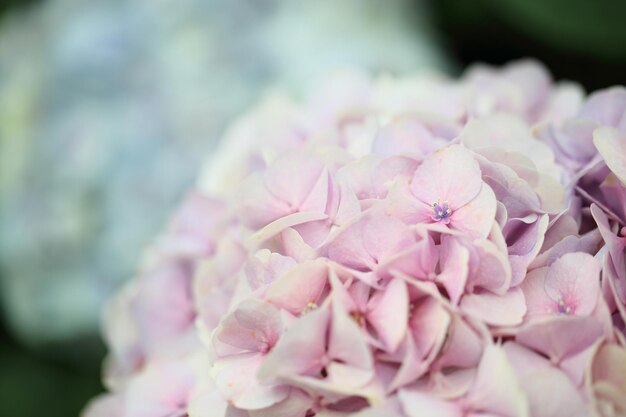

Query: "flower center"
left=557, top=298, right=572, bottom=315
left=432, top=200, right=452, bottom=223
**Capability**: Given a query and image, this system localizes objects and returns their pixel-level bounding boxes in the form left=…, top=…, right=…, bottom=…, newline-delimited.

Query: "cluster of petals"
left=84, top=60, right=626, bottom=417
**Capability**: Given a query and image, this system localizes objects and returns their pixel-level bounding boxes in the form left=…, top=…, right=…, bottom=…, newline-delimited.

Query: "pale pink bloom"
left=387, top=145, right=497, bottom=239
left=258, top=301, right=376, bottom=402
left=211, top=299, right=289, bottom=409
left=521, top=252, right=600, bottom=318
left=330, top=274, right=409, bottom=353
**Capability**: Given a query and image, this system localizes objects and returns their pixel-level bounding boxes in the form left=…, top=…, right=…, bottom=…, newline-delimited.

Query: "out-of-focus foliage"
left=0, top=321, right=103, bottom=417
left=433, top=0, right=626, bottom=90
left=0, top=0, right=445, bottom=346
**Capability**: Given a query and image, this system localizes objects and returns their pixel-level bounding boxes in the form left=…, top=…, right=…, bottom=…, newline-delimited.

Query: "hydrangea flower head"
left=83, top=61, right=626, bottom=417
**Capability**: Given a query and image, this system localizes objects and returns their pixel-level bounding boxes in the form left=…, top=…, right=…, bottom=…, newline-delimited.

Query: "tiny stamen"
left=432, top=199, right=452, bottom=224
left=557, top=298, right=572, bottom=315
left=301, top=302, right=318, bottom=315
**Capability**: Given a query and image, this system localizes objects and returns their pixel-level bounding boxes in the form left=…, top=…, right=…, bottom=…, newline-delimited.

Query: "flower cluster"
left=84, top=61, right=626, bottom=417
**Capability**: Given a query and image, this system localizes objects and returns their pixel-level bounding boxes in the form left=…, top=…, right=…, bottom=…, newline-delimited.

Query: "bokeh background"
left=0, top=1, right=624, bottom=416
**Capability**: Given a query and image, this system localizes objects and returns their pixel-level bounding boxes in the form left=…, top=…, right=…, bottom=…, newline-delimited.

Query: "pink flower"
left=210, top=299, right=289, bottom=409
left=388, top=145, right=497, bottom=239
left=521, top=252, right=600, bottom=318
left=258, top=300, right=376, bottom=402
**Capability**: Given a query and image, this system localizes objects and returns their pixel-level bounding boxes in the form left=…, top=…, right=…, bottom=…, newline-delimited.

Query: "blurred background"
left=0, top=0, right=624, bottom=416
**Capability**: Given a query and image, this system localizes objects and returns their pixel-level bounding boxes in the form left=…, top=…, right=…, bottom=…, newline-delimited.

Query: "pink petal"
left=368, top=278, right=409, bottom=352
left=248, top=388, right=313, bottom=417
left=373, top=116, right=446, bottom=158
left=466, top=236, right=512, bottom=295
left=388, top=334, right=429, bottom=391
left=265, top=260, right=328, bottom=315
left=460, top=288, right=526, bottom=327
left=594, top=128, right=626, bottom=184
left=126, top=360, right=195, bottom=417
left=372, top=156, right=420, bottom=198
left=378, top=229, right=438, bottom=281
left=237, top=173, right=291, bottom=229
left=449, top=184, right=497, bottom=239
left=280, top=228, right=316, bottom=262
left=326, top=211, right=415, bottom=272
left=520, top=267, right=555, bottom=318
left=435, top=314, right=484, bottom=370
left=466, top=344, right=529, bottom=417
left=133, top=263, right=196, bottom=355
left=515, top=316, right=604, bottom=363
left=591, top=343, right=626, bottom=416
left=257, top=306, right=329, bottom=381
left=437, top=236, right=470, bottom=305
left=398, top=390, right=462, bottom=417
left=504, top=342, right=586, bottom=417
left=507, top=214, right=549, bottom=287
left=544, top=252, right=600, bottom=316
left=264, top=152, right=328, bottom=213
left=211, top=353, right=289, bottom=410
left=385, top=177, right=434, bottom=225
left=213, top=300, right=282, bottom=357
left=252, top=211, right=329, bottom=243
left=361, top=213, right=417, bottom=266
left=245, top=251, right=297, bottom=291
left=409, top=296, right=451, bottom=361
left=410, top=145, right=482, bottom=210
left=328, top=302, right=374, bottom=371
